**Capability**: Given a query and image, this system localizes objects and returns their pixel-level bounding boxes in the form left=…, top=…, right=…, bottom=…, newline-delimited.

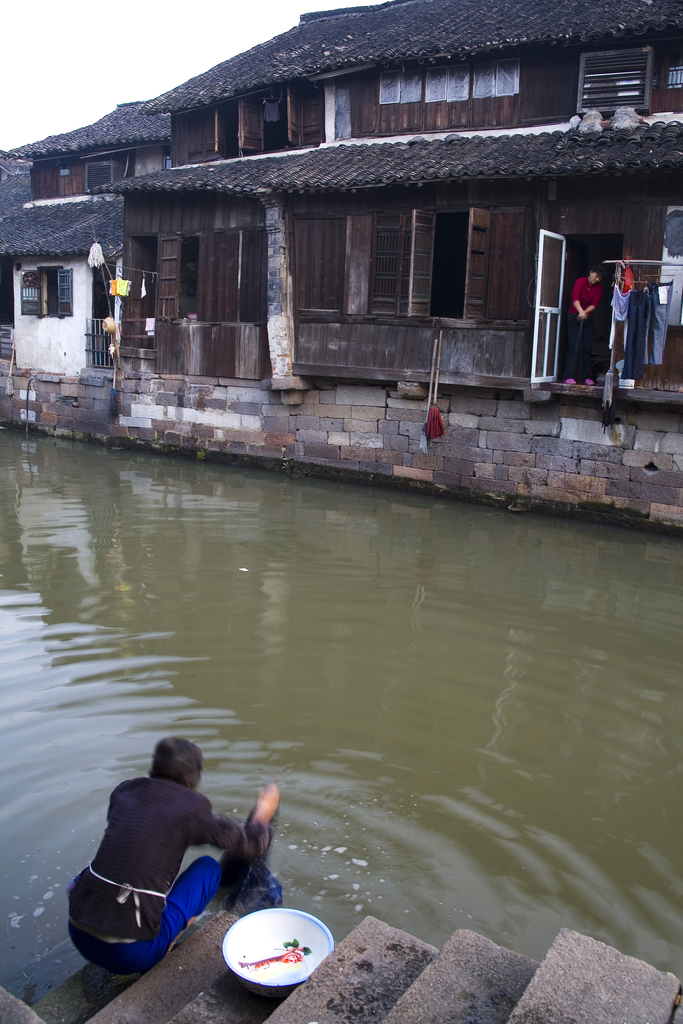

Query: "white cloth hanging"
left=141, top=275, right=147, bottom=299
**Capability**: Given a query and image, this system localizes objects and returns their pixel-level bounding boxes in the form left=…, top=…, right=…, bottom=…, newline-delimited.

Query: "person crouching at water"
left=68, top=737, right=279, bottom=974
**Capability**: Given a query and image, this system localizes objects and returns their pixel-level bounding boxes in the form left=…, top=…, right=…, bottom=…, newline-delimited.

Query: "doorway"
left=561, top=233, right=622, bottom=380
left=430, top=212, right=469, bottom=319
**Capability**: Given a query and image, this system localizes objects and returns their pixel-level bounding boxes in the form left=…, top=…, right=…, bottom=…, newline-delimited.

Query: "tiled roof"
left=0, top=174, right=32, bottom=221
left=142, top=0, right=683, bottom=114
left=94, top=121, right=683, bottom=196
left=8, top=103, right=171, bottom=159
left=0, top=197, right=123, bottom=257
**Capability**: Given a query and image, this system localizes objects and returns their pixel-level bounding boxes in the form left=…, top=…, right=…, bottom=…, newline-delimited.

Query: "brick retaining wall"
left=2, top=363, right=683, bottom=534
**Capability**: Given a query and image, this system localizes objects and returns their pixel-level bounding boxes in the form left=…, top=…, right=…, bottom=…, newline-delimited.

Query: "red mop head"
left=425, top=404, right=445, bottom=439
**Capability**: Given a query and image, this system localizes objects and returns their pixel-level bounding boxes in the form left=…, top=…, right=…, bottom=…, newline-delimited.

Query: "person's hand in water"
left=252, top=782, right=279, bottom=825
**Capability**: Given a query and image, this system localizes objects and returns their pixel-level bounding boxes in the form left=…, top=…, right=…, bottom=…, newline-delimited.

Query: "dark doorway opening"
left=179, top=236, right=199, bottom=319
left=560, top=233, right=622, bottom=381
left=0, top=261, right=14, bottom=326
left=430, top=212, right=469, bottom=319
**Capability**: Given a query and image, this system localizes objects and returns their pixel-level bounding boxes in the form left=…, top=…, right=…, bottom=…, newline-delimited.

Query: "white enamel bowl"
left=222, top=907, right=334, bottom=998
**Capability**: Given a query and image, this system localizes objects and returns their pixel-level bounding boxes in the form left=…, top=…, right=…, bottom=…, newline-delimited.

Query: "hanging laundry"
left=609, top=285, right=630, bottom=351
left=141, top=275, right=147, bottom=299
left=264, top=100, right=280, bottom=122
left=622, top=263, right=635, bottom=294
left=645, top=280, right=673, bottom=366
left=622, top=289, right=650, bottom=381
left=109, top=279, right=131, bottom=297
left=145, top=317, right=155, bottom=336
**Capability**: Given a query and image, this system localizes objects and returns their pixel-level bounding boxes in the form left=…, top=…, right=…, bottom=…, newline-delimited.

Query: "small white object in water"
left=328, top=874, right=339, bottom=880
left=334, top=847, right=347, bottom=853
left=322, top=846, right=332, bottom=853
left=354, top=903, right=363, bottom=912
left=352, top=884, right=360, bottom=890
left=33, top=907, right=45, bottom=918
left=351, top=859, right=367, bottom=866
left=239, top=568, right=249, bottom=572
left=288, top=844, right=298, bottom=850
left=8, top=914, right=25, bottom=929
left=43, top=890, right=54, bottom=900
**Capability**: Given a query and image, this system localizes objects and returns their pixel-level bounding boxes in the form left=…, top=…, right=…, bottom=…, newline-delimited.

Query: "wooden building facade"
left=105, top=0, right=683, bottom=399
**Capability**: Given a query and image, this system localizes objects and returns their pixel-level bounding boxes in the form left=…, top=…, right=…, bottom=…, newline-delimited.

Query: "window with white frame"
left=577, top=47, right=653, bottom=112
left=472, top=59, right=520, bottom=98
left=425, top=65, right=470, bottom=103
left=379, top=70, right=423, bottom=104
left=668, top=52, right=683, bottom=89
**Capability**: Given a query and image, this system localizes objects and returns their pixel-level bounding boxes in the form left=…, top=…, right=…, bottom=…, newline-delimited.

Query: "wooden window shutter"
left=302, top=95, right=323, bottom=146
left=463, top=208, right=491, bottom=319
left=238, top=97, right=264, bottom=151
left=217, top=233, right=240, bottom=322
left=408, top=210, right=435, bottom=316
left=372, top=215, right=402, bottom=314
left=343, top=214, right=374, bottom=314
left=197, top=234, right=218, bottom=322
left=157, top=235, right=181, bottom=320
left=288, top=86, right=302, bottom=146
left=295, top=219, right=345, bottom=310
left=486, top=208, right=526, bottom=319
left=239, top=230, right=266, bottom=322
left=578, top=47, right=653, bottom=113
left=57, top=269, right=72, bottom=316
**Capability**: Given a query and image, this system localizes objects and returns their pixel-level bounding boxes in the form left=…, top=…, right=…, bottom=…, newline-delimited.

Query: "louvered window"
left=57, top=269, right=72, bottom=315
left=86, top=160, right=113, bottom=189
left=578, top=47, right=653, bottom=113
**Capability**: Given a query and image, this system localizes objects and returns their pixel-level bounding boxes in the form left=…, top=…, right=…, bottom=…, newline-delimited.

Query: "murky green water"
left=1, top=430, right=682, bottom=989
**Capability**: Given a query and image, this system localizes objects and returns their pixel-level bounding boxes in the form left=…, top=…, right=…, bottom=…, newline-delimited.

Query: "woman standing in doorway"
left=563, top=265, right=606, bottom=385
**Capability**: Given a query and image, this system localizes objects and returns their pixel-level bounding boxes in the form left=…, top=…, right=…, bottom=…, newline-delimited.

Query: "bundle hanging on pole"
left=88, top=242, right=105, bottom=268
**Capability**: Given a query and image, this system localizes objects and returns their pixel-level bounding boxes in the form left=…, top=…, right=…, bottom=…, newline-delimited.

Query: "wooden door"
left=531, top=229, right=566, bottom=383
left=239, top=98, right=263, bottom=151
left=408, top=210, right=436, bottom=316
left=157, top=235, right=181, bottom=320
left=343, top=214, right=374, bottom=314
left=487, top=208, right=526, bottom=319
left=463, top=208, right=491, bottom=319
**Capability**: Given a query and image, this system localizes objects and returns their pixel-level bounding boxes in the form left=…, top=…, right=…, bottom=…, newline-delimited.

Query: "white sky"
left=1, top=0, right=380, bottom=152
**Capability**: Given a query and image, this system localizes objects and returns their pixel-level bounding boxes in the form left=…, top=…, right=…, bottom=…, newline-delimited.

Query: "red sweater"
left=571, top=277, right=603, bottom=314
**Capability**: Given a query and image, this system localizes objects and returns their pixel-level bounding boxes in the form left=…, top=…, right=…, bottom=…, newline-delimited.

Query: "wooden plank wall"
left=155, top=321, right=269, bottom=378
left=294, top=320, right=529, bottom=380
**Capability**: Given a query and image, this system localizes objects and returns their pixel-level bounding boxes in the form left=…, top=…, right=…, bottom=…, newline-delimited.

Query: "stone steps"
left=6, top=918, right=681, bottom=1024
left=383, top=928, right=538, bottom=1024
left=507, top=927, right=681, bottom=1024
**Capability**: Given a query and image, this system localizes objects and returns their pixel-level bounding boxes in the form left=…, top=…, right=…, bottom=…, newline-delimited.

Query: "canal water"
left=1, top=430, right=682, bottom=991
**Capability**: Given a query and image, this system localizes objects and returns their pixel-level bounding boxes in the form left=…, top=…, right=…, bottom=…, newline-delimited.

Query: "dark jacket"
left=69, top=776, right=270, bottom=940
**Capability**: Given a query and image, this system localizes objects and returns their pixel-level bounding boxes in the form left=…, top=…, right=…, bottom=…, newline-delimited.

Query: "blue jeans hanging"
left=645, top=281, right=673, bottom=366
left=623, top=289, right=650, bottom=380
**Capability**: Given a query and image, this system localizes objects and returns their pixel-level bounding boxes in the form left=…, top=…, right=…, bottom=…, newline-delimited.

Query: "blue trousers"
left=69, top=855, right=221, bottom=974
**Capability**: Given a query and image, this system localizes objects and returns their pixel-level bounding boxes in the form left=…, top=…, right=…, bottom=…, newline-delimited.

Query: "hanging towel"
left=609, top=285, right=630, bottom=350
left=264, top=100, right=280, bottom=122
left=109, top=279, right=131, bottom=297
left=141, top=275, right=147, bottom=299
left=145, top=317, right=155, bottom=336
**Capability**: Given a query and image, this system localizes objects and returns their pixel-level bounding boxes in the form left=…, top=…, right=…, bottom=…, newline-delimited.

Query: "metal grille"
left=85, top=320, right=114, bottom=368
left=374, top=230, right=399, bottom=299
left=21, top=287, right=40, bottom=315
left=579, top=47, right=652, bottom=112
left=0, top=326, right=12, bottom=360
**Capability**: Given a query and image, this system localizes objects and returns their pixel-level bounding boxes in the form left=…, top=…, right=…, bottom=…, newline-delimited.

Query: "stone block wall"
left=2, top=363, right=683, bottom=534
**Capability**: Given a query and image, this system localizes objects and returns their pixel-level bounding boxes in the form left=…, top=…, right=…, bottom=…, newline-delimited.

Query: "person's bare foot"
left=168, top=916, right=197, bottom=952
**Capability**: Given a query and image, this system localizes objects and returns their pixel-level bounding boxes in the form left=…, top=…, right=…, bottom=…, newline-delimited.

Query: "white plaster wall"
left=134, top=146, right=166, bottom=176
left=13, top=257, right=91, bottom=376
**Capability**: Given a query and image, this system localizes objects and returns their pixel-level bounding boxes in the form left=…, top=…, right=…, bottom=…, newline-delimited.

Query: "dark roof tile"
left=94, top=121, right=683, bottom=196
left=142, top=0, right=683, bottom=114
left=0, top=197, right=123, bottom=257
left=0, top=174, right=32, bottom=221
left=8, top=103, right=171, bottom=159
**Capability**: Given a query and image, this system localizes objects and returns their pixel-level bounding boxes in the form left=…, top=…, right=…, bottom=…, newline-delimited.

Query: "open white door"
left=530, top=230, right=566, bottom=383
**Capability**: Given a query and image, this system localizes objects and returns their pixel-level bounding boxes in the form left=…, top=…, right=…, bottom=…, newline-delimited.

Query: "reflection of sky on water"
left=1, top=433, right=683, bottom=995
